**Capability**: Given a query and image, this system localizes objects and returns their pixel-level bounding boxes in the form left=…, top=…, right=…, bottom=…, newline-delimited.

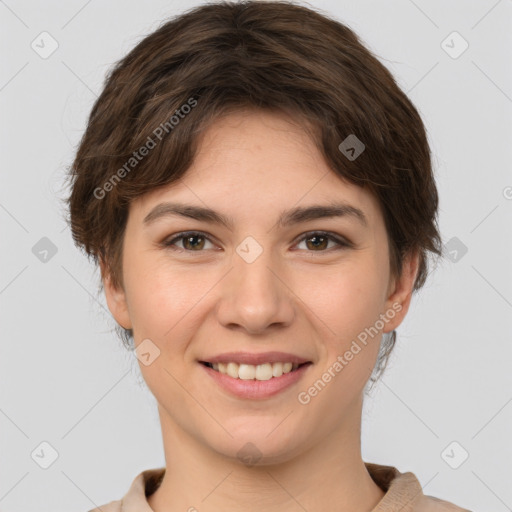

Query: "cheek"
left=123, top=252, right=215, bottom=341
left=302, top=261, right=388, bottom=392
left=122, top=250, right=175, bottom=336
left=305, top=257, right=386, bottom=337
left=307, top=268, right=385, bottom=404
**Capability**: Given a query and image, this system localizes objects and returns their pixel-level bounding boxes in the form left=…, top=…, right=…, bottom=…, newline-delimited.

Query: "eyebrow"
left=143, top=201, right=368, bottom=230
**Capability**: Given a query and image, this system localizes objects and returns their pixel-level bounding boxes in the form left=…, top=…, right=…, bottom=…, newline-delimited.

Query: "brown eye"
left=305, top=234, right=329, bottom=250
left=163, top=231, right=214, bottom=251
left=182, top=234, right=206, bottom=250
left=162, top=230, right=351, bottom=254
left=295, top=231, right=350, bottom=252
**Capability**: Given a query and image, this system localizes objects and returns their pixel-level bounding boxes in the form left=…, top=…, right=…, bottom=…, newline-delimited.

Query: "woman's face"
left=103, top=108, right=417, bottom=464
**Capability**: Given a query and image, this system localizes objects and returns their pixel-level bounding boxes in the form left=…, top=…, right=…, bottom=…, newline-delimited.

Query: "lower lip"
left=199, top=362, right=312, bottom=399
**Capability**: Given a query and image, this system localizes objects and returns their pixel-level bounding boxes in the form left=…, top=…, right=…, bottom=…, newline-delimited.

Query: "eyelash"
left=161, top=230, right=352, bottom=254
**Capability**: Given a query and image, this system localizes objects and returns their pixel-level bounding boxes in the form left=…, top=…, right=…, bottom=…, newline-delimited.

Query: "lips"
left=199, top=358, right=312, bottom=399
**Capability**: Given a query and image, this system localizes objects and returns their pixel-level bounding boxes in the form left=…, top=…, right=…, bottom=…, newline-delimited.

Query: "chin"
left=205, top=427, right=308, bottom=467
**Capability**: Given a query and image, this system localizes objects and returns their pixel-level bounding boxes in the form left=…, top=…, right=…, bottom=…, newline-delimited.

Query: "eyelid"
left=161, top=230, right=352, bottom=253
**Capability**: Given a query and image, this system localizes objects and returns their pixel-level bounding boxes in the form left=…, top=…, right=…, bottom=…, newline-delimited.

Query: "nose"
left=215, top=246, right=295, bottom=335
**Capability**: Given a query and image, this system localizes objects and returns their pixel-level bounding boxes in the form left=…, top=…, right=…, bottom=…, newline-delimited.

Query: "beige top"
left=88, top=462, right=472, bottom=512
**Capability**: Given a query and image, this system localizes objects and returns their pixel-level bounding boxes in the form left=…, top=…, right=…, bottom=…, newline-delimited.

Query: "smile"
left=199, top=360, right=313, bottom=399
left=201, top=361, right=310, bottom=381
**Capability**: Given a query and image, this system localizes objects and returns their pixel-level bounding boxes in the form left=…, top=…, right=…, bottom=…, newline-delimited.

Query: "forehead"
left=130, top=109, right=384, bottom=229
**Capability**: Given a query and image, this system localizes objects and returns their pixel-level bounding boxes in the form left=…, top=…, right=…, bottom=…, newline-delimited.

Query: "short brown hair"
left=65, top=0, right=442, bottom=386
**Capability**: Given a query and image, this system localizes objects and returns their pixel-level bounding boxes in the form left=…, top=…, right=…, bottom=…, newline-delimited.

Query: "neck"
left=148, top=397, right=385, bottom=512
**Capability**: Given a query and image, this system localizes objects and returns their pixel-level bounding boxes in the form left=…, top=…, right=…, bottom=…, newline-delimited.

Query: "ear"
left=382, top=249, right=420, bottom=333
left=99, top=258, right=133, bottom=330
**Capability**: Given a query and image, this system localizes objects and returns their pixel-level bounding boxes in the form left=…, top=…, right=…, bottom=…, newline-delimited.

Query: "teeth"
left=209, top=361, right=301, bottom=380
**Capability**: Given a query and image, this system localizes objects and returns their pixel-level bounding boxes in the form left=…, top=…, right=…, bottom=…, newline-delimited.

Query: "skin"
left=101, top=108, right=419, bottom=512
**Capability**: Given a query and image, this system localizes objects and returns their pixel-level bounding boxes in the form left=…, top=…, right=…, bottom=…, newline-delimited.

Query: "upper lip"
left=199, top=351, right=312, bottom=366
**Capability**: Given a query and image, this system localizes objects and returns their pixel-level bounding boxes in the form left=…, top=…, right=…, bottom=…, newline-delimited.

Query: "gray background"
left=1, top=0, right=511, bottom=510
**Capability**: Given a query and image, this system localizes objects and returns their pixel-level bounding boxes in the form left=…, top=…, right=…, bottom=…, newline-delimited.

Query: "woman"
left=66, top=1, right=471, bottom=510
